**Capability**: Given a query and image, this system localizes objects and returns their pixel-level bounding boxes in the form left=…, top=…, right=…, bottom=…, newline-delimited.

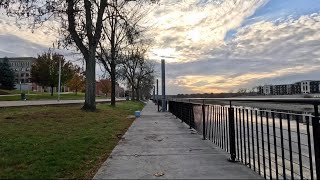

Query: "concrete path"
left=0, top=99, right=125, bottom=107
left=93, top=101, right=261, bottom=179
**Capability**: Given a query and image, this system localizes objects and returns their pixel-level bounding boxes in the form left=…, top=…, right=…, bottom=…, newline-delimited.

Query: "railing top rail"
left=170, top=97, right=320, bottom=105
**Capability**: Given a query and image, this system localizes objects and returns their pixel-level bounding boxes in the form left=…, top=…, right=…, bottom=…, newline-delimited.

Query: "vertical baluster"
left=287, top=114, right=294, bottom=180
left=223, top=107, right=226, bottom=150
left=279, top=113, right=286, bottom=179
left=219, top=106, right=224, bottom=149
left=295, top=115, right=303, bottom=179
left=206, top=105, right=212, bottom=140
left=228, top=105, right=236, bottom=161
left=272, top=112, right=279, bottom=180
left=236, top=107, right=240, bottom=161
left=266, top=111, right=272, bottom=179
left=211, top=106, right=214, bottom=141
left=261, top=111, right=266, bottom=179
left=226, top=107, right=229, bottom=152
left=312, top=105, right=320, bottom=180
left=243, top=109, right=247, bottom=165
left=189, top=103, right=192, bottom=129
left=202, top=104, right=206, bottom=140
left=306, top=116, right=314, bottom=180
left=256, top=110, right=261, bottom=175
left=246, top=109, right=251, bottom=168
left=240, top=108, right=243, bottom=163
left=217, top=106, right=221, bottom=147
left=213, top=105, right=218, bottom=144
left=251, top=109, right=255, bottom=171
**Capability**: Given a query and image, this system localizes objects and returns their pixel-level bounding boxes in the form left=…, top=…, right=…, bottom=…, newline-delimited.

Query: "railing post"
left=189, top=103, right=192, bottom=129
left=202, top=103, right=206, bottom=140
left=313, top=104, right=320, bottom=179
left=228, top=103, right=236, bottom=162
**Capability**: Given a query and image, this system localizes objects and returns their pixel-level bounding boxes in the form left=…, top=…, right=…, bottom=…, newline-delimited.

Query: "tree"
left=0, top=0, right=157, bottom=111
left=67, top=67, right=85, bottom=95
left=97, top=0, right=147, bottom=106
left=97, top=79, right=112, bottom=97
left=1, top=0, right=112, bottom=111
left=139, top=72, right=155, bottom=100
left=0, top=57, right=15, bottom=90
left=31, top=52, right=74, bottom=96
left=119, top=44, right=155, bottom=101
left=135, top=60, right=155, bottom=100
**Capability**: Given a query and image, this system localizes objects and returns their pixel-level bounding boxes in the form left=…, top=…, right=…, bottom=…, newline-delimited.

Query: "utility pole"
left=153, top=86, right=155, bottom=102
left=57, top=55, right=62, bottom=102
left=157, top=79, right=159, bottom=111
left=161, top=59, right=166, bottom=112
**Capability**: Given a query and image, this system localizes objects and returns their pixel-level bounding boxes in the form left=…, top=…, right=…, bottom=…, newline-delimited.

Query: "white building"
left=262, top=85, right=272, bottom=95
left=0, top=57, right=36, bottom=91
left=301, top=80, right=311, bottom=94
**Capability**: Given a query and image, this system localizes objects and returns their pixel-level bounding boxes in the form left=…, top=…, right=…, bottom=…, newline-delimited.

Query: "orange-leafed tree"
left=98, top=79, right=112, bottom=97
left=68, top=67, right=85, bottom=95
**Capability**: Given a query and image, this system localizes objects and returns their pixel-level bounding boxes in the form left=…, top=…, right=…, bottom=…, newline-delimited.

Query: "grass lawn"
left=0, top=101, right=144, bottom=179
left=0, top=93, right=86, bottom=101
left=0, top=92, right=110, bottom=101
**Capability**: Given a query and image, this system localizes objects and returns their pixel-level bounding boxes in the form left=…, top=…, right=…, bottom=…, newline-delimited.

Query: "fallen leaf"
left=154, top=172, right=165, bottom=177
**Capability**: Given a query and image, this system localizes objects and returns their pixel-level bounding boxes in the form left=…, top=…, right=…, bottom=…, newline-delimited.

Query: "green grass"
left=0, top=101, right=145, bottom=179
left=0, top=92, right=110, bottom=101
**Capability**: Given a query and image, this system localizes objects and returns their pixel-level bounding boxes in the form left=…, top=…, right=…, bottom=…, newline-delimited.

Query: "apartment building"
left=257, top=80, right=320, bottom=95
left=0, top=57, right=36, bottom=90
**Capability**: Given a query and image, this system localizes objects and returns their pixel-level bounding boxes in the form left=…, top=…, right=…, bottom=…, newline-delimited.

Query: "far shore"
left=190, top=94, right=319, bottom=113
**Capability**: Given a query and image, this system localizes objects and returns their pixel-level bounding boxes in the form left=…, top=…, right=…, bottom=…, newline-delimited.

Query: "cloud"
left=162, top=12, right=320, bottom=94
left=146, top=0, right=268, bottom=62
left=0, top=0, right=320, bottom=95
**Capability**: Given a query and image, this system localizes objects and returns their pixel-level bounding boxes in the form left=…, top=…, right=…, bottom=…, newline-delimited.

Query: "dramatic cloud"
left=0, top=0, right=319, bottom=94
left=146, top=0, right=268, bottom=62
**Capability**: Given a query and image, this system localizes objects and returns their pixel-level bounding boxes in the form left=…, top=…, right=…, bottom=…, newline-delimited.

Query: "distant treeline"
left=175, top=92, right=258, bottom=98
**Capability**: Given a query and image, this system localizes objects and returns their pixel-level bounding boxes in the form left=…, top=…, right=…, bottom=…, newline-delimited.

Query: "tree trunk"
left=75, top=89, right=78, bottom=95
left=82, top=52, right=96, bottom=111
left=110, top=65, right=116, bottom=106
left=51, top=86, right=54, bottom=96
left=131, top=85, right=135, bottom=101
left=110, top=17, right=116, bottom=106
left=136, top=87, right=140, bottom=101
left=136, top=80, right=141, bottom=101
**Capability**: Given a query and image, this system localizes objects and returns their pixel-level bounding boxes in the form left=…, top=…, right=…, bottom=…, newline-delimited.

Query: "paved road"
left=93, top=101, right=261, bottom=179
left=0, top=99, right=125, bottom=107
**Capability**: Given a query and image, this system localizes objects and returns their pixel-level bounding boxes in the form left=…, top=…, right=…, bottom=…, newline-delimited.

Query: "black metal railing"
left=168, top=98, right=320, bottom=180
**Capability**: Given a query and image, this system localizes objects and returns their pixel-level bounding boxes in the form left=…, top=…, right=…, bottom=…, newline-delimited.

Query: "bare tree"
left=119, top=43, right=154, bottom=101
left=0, top=0, right=112, bottom=111
left=96, top=0, right=147, bottom=106
left=0, top=0, right=157, bottom=110
left=136, top=63, right=155, bottom=100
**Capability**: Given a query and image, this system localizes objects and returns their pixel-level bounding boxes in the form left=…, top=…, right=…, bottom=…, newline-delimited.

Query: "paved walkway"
left=0, top=99, right=125, bottom=107
left=93, top=101, right=261, bottom=179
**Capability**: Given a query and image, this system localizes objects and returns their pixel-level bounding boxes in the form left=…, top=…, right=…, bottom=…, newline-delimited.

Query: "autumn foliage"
left=67, top=68, right=85, bottom=95
left=97, top=79, right=112, bottom=97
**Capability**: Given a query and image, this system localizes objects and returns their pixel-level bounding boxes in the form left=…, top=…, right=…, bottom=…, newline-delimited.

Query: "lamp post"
left=55, top=54, right=63, bottom=102
left=161, top=59, right=166, bottom=112
left=58, top=58, right=61, bottom=102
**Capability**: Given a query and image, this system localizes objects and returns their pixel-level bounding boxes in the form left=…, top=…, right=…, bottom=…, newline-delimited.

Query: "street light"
left=57, top=55, right=63, bottom=102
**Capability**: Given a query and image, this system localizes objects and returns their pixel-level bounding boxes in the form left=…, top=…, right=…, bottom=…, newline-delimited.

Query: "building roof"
left=0, top=57, right=36, bottom=61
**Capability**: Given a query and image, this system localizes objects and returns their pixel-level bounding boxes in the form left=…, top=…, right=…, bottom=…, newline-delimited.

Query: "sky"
left=0, top=0, right=320, bottom=95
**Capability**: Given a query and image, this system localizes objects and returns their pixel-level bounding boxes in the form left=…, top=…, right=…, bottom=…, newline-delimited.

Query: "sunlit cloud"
left=1, top=0, right=320, bottom=94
